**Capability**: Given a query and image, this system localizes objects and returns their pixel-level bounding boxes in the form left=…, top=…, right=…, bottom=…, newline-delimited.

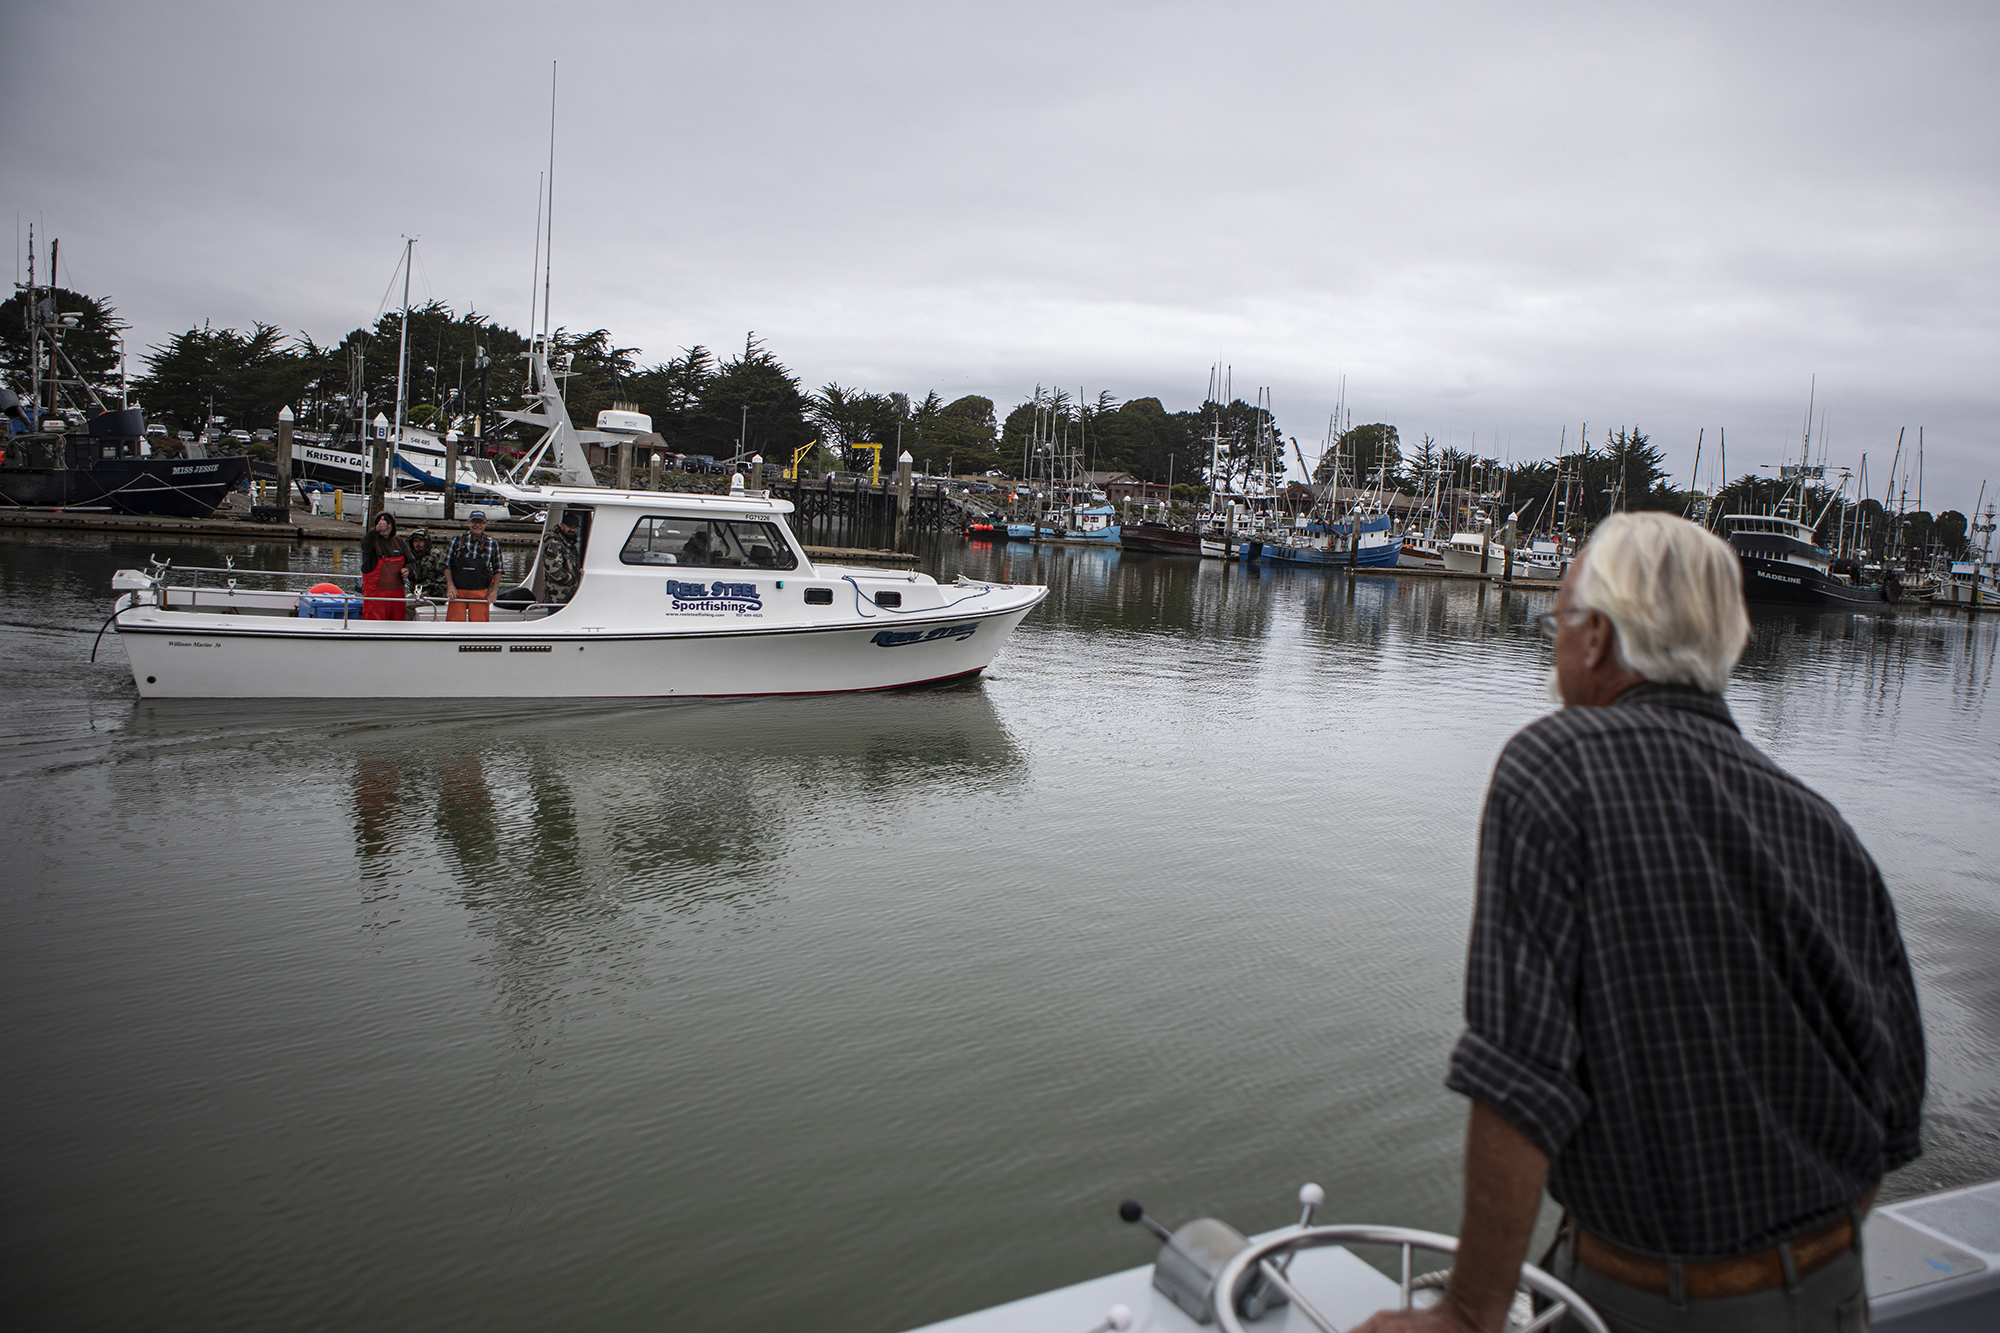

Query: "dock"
left=0, top=500, right=923, bottom=565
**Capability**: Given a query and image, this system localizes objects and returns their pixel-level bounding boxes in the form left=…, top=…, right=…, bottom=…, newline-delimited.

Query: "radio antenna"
left=542, top=61, right=557, bottom=348
left=528, top=171, right=543, bottom=346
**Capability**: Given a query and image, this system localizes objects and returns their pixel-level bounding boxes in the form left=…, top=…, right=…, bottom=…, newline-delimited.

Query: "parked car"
left=228, top=429, right=252, bottom=443
left=251, top=428, right=275, bottom=442
left=984, top=469, right=1005, bottom=477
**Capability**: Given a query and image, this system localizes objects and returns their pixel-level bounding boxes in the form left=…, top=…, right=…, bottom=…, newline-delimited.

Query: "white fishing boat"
left=1439, top=531, right=1562, bottom=580
left=1440, top=530, right=1505, bottom=574
left=1399, top=532, right=1448, bottom=571
left=105, top=478, right=1047, bottom=699
left=1937, top=501, right=1997, bottom=609
left=907, top=1176, right=2000, bottom=1333
left=1937, top=559, right=1998, bottom=609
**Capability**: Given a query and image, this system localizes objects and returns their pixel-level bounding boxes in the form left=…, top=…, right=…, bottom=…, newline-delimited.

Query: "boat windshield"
left=620, top=516, right=799, bottom=570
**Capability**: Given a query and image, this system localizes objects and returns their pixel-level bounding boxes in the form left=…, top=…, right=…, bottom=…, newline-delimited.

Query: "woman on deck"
left=360, top=511, right=411, bottom=621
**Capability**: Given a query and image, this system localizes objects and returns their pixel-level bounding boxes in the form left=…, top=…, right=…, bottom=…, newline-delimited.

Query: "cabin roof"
left=498, top=482, right=795, bottom=515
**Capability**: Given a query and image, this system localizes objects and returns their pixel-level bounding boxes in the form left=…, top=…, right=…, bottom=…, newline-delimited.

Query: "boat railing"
left=128, top=558, right=554, bottom=624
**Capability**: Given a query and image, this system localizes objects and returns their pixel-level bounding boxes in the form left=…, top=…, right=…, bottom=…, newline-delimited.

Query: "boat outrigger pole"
left=500, top=345, right=604, bottom=488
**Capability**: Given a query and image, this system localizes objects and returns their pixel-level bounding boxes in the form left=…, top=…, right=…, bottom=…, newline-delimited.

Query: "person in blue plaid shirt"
left=1358, top=513, right=1923, bottom=1333
left=445, top=511, right=503, bottom=623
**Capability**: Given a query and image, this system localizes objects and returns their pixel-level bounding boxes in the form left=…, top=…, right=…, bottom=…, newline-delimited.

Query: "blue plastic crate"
left=298, top=592, right=363, bottom=619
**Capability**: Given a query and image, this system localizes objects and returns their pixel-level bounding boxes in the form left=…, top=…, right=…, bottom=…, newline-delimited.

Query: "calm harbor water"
left=3, top=529, right=1996, bottom=1332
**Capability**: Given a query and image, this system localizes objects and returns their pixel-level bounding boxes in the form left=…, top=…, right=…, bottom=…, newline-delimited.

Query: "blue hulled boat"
left=1240, top=513, right=1401, bottom=568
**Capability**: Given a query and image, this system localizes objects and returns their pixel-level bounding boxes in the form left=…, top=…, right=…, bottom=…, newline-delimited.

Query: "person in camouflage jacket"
left=544, top=512, right=583, bottom=605
left=404, top=528, right=449, bottom=603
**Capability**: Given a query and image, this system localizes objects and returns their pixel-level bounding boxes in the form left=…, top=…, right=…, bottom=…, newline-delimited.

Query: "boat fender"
left=307, top=582, right=345, bottom=595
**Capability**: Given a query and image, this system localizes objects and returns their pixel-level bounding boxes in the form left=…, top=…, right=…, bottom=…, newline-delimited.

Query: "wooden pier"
left=0, top=497, right=922, bottom=564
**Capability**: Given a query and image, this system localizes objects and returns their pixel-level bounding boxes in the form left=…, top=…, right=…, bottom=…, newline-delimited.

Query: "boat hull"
left=1241, top=537, right=1401, bottom=568
left=0, top=455, right=250, bottom=518
left=1118, top=523, right=1203, bottom=555
left=1738, top=555, right=1896, bottom=608
left=114, top=599, right=1043, bottom=700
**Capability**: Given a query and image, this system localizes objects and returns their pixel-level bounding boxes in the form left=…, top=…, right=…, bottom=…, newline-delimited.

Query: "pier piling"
left=276, top=406, right=294, bottom=524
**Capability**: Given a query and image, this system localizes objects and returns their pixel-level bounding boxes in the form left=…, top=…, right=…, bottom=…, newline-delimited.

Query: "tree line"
left=5, top=284, right=1979, bottom=559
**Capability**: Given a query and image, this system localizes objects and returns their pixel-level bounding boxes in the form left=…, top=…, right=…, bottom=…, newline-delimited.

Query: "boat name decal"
left=1755, top=571, right=1802, bottom=585
left=167, top=640, right=218, bottom=648
left=170, top=464, right=221, bottom=476
left=871, top=623, right=979, bottom=647
left=666, top=579, right=764, bottom=616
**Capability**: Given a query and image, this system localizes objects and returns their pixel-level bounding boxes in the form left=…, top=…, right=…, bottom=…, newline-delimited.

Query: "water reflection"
left=5, top=534, right=1997, bottom=1333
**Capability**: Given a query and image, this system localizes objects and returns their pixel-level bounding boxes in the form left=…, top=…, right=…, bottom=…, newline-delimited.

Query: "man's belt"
left=1576, top=1214, right=1855, bottom=1300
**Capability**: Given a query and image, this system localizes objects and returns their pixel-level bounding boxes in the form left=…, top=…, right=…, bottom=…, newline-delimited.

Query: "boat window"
left=620, top=516, right=798, bottom=570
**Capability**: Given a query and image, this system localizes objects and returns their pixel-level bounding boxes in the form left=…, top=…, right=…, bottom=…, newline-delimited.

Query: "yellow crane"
left=850, top=443, right=884, bottom=484
left=788, top=439, right=819, bottom=480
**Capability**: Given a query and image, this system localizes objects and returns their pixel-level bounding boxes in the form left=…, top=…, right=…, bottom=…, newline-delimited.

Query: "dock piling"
left=276, top=406, right=294, bottom=523
left=894, top=451, right=913, bottom=552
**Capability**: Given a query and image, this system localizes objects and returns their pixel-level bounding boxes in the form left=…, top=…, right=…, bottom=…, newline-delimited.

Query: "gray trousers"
left=1552, top=1228, right=1869, bottom=1332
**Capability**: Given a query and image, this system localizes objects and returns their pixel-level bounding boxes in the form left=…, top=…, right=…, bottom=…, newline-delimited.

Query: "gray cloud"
left=8, top=0, right=1996, bottom=508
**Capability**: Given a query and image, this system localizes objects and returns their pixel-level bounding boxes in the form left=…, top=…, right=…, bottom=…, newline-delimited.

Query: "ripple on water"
left=1, top=537, right=1994, bottom=1330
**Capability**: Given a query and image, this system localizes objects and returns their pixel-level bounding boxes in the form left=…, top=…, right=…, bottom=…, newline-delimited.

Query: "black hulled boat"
left=1721, top=511, right=1897, bottom=609
left=2, top=400, right=250, bottom=518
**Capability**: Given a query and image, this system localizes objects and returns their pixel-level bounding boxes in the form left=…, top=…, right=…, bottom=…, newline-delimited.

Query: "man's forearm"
left=1350, top=1100, right=1550, bottom=1333
left=1444, top=1100, right=1549, bottom=1331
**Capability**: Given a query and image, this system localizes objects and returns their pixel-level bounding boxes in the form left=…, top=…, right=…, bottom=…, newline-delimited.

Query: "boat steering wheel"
left=1210, top=1216, right=1610, bottom=1333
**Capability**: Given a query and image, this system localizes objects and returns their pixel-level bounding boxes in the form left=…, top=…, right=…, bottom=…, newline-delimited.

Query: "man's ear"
left=1585, top=611, right=1617, bottom=671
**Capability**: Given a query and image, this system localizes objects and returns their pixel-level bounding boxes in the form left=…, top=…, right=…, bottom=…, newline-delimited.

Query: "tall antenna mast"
left=1801, top=373, right=1815, bottom=469
left=542, top=61, right=557, bottom=348
left=392, top=236, right=415, bottom=447
left=528, top=171, right=543, bottom=345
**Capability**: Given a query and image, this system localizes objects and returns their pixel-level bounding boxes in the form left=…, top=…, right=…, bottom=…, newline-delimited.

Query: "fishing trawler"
left=2, top=399, right=249, bottom=517
left=1, top=235, right=249, bottom=517
left=1240, top=511, right=1402, bottom=568
left=1721, top=509, right=1894, bottom=608
left=1936, top=502, right=1997, bottom=610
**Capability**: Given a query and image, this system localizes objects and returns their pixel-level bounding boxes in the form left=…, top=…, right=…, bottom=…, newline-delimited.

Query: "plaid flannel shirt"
left=1446, top=683, right=1924, bottom=1258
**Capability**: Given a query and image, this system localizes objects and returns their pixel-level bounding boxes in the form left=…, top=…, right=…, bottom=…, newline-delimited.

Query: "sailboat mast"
left=25, top=225, right=37, bottom=421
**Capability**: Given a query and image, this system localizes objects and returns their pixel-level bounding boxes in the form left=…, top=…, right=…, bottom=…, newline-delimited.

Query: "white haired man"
left=1357, top=513, right=1924, bottom=1333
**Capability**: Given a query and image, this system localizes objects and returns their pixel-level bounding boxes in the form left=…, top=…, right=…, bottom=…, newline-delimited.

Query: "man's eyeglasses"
left=1535, top=608, right=1593, bottom=641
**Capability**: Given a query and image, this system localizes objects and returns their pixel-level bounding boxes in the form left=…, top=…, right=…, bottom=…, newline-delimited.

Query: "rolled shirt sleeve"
left=1446, top=748, right=1592, bottom=1161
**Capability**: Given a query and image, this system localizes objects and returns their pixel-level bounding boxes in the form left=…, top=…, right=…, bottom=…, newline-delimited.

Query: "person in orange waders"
left=445, top=510, right=502, bottom=622
left=359, top=511, right=410, bottom=620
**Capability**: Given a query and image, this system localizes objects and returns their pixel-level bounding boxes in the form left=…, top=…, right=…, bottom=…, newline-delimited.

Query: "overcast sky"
left=9, top=0, right=1997, bottom=509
